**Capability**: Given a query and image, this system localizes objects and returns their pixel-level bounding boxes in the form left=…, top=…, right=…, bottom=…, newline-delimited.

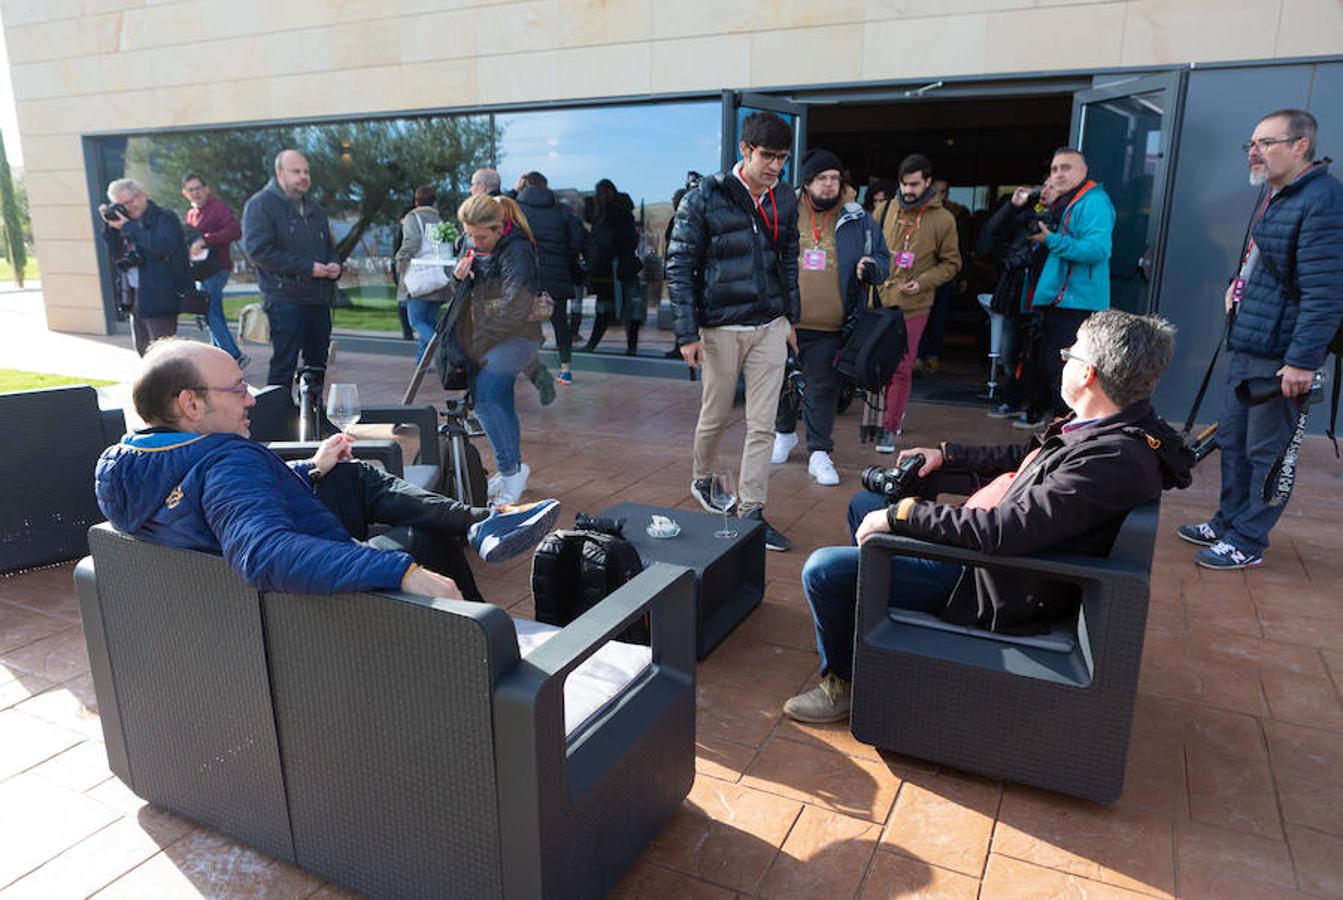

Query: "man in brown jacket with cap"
left=871, top=154, right=962, bottom=452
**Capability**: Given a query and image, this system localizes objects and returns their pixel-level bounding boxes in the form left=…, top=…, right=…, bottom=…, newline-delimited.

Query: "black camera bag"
left=531, top=526, right=648, bottom=644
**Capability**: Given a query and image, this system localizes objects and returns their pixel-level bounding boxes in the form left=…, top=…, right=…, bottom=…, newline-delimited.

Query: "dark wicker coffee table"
left=600, top=501, right=765, bottom=659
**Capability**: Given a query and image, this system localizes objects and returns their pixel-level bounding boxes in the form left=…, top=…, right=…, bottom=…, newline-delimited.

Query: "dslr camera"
left=101, top=202, right=130, bottom=223
left=114, top=248, right=144, bottom=271
left=1027, top=210, right=1053, bottom=235
left=861, top=453, right=925, bottom=503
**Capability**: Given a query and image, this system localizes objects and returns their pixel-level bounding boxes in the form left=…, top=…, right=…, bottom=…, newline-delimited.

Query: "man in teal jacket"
left=1018, top=148, right=1116, bottom=428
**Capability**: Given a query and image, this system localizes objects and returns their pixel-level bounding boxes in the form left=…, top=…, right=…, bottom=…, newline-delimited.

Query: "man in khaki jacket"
left=871, top=154, right=961, bottom=451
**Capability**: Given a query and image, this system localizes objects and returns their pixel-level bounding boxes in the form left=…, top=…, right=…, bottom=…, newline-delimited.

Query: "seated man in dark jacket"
left=784, top=309, right=1193, bottom=723
left=95, top=339, right=559, bottom=600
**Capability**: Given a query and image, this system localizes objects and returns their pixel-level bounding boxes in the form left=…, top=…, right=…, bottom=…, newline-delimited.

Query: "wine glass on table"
left=326, top=383, right=361, bottom=434
left=708, top=472, right=738, bottom=539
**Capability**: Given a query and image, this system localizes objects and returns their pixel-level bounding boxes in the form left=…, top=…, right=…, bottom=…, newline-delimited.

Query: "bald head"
left=274, top=149, right=311, bottom=199
left=133, top=340, right=253, bottom=435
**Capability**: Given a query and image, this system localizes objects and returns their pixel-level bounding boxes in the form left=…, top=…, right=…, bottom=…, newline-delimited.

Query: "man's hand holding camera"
left=99, top=203, right=130, bottom=231
left=854, top=447, right=944, bottom=545
left=1028, top=222, right=1051, bottom=244
left=1277, top=364, right=1316, bottom=398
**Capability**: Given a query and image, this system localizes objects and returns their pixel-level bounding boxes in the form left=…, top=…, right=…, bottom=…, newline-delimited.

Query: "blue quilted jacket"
left=95, top=431, right=413, bottom=594
left=1230, top=162, right=1343, bottom=370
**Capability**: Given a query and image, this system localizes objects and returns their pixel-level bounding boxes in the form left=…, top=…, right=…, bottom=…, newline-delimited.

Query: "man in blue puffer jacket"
left=1020, top=148, right=1116, bottom=427
left=1179, top=109, right=1343, bottom=570
left=95, top=340, right=556, bottom=598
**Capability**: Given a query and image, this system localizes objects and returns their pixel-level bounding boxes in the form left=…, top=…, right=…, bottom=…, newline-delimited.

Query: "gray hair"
left=1260, top=108, right=1318, bottom=159
left=1077, top=310, right=1176, bottom=408
left=471, top=168, right=501, bottom=192
left=106, top=178, right=145, bottom=201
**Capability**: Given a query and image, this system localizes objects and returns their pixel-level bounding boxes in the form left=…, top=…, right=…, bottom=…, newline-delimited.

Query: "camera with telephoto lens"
left=115, top=248, right=144, bottom=271
left=861, top=453, right=926, bottom=503
left=574, top=513, right=625, bottom=538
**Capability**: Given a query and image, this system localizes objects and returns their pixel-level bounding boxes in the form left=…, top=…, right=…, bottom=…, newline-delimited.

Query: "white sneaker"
left=771, top=431, right=799, bottom=464
left=494, top=465, right=530, bottom=505
left=488, top=463, right=529, bottom=501
left=808, top=450, right=840, bottom=485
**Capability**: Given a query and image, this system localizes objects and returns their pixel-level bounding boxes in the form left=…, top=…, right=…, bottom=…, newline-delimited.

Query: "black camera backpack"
left=530, top=522, right=648, bottom=644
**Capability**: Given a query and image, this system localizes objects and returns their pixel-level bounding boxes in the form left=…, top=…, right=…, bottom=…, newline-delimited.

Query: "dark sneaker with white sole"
left=1195, top=540, right=1263, bottom=570
left=1176, top=522, right=1219, bottom=547
left=740, top=506, right=790, bottom=552
left=690, top=477, right=737, bottom=515
left=468, top=498, right=561, bottom=564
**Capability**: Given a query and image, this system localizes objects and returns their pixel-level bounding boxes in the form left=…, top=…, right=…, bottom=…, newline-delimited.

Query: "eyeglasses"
left=750, top=146, right=791, bottom=165
left=1059, top=348, right=1092, bottom=366
left=1242, top=136, right=1302, bottom=153
left=194, top=382, right=251, bottom=396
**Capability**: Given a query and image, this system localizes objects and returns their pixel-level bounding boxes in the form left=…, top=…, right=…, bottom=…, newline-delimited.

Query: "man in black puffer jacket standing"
left=1178, top=109, right=1343, bottom=571
left=667, top=111, right=801, bottom=551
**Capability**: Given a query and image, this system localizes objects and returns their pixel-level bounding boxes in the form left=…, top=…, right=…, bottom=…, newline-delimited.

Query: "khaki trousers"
left=692, top=317, right=789, bottom=511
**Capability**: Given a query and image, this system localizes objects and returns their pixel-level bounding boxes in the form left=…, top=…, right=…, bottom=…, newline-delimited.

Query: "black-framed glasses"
left=750, top=145, right=791, bottom=165
left=1242, top=135, right=1302, bottom=153
left=194, top=382, right=251, bottom=396
left=1059, top=348, right=1092, bottom=366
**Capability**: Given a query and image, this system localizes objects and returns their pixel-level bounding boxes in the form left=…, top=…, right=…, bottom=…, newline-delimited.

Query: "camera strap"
left=1182, top=307, right=1235, bottom=437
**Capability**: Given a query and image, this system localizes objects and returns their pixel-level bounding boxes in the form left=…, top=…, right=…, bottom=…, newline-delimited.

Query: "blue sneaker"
left=1176, top=522, right=1219, bottom=547
left=555, top=369, right=573, bottom=385
left=1195, top=540, right=1263, bottom=571
left=469, top=498, right=561, bottom=564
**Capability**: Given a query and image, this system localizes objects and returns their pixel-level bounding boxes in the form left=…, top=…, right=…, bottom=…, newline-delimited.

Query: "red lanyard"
left=806, top=195, right=834, bottom=246
left=1242, top=192, right=1273, bottom=264
left=894, top=208, right=924, bottom=250
left=753, top=187, right=778, bottom=242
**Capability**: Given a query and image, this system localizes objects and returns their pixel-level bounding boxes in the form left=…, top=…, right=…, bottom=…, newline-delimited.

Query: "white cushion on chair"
left=512, top=617, right=653, bottom=738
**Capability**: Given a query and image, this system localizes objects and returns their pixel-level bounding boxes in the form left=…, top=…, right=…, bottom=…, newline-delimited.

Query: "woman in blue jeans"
left=395, top=185, right=452, bottom=362
left=452, top=194, right=543, bottom=505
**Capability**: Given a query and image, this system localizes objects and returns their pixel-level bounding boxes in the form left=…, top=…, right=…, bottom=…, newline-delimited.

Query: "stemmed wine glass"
left=708, top=472, right=738, bottom=539
left=326, top=383, right=362, bottom=433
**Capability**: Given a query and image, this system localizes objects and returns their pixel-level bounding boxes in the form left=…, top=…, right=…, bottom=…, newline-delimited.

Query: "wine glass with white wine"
left=326, top=383, right=362, bottom=434
left=708, top=472, right=738, bottom=539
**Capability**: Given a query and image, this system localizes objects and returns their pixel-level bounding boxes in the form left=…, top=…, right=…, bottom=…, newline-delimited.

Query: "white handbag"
left=402, top=213, right=450, bottom=298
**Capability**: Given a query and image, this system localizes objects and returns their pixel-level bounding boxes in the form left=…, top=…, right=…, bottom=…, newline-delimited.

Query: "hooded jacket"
left=666, top=169, right=801, bottom=345
left=798, top=199, right=892, bottom=326
left=454, top=224, right=543, bottom=361
left=516, top=185, right=585, bottom=301
left=241, top=178, right=337, bottom=307
left=872, top=191, right=961, bottom=318
left=95, top=430, right=413, bottom=595
left=1229, top=162, right=1343, bottom=370
left=887, top=401, right=1193, bottom=633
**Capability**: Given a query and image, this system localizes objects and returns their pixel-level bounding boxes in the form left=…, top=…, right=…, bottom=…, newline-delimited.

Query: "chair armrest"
left=359, top=405, right=439, bottom=467
left=99, top=408, right=126, bottom=446
left=265, top=439, right=405, bottom=476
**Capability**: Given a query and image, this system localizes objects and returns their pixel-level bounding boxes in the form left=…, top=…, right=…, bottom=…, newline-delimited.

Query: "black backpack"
left=835, top=198, right=908, bottom=391
left=530, top=517, right=648, bottom=644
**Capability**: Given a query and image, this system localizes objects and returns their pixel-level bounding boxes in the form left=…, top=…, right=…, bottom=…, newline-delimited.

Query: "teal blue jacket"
left=1031, top=182, right=1115, bottom=312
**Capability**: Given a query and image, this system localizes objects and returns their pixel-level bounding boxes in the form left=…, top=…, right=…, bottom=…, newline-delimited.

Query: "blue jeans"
left=468, top=337, right=538, bottom=476
left=804, top=490, right=963, bottom=680
left=406, top=298, right=443, bottom=363
left=1209, top=352, right=1298, bottom=555
left=265, top=301, right=331, bottom=387
left=199, top=270, right=241, bottom=359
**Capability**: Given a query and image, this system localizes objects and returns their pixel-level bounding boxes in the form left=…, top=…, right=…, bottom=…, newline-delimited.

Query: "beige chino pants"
left=692, top=316, right=789, bottom=511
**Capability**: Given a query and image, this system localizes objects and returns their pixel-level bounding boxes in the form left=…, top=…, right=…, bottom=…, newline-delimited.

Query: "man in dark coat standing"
left=100, top=178, right=189, bottom=356
left=516, top=171, right=585, bottom=383
left=666, top=111, right=801, bottom=551
left=1178, top=108, right=1343, bottom=570
left=242, top=149, right=342, bottom=387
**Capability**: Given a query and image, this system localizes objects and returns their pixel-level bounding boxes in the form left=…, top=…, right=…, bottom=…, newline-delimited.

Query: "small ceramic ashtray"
left=646, top=514, right=681, bottom=539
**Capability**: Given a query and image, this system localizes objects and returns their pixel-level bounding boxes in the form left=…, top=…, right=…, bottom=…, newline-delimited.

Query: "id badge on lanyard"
left=803, top=249, right=827, bottom=270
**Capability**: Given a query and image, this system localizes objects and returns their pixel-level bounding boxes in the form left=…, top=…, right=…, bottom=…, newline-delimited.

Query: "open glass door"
left=1070, top=72, right=1185, bottom=314
left=721, top=91, right=808, bottom=186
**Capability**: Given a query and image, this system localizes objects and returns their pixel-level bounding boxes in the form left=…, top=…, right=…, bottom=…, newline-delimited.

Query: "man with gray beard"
left=1178, top=108, right=1343, bottom=570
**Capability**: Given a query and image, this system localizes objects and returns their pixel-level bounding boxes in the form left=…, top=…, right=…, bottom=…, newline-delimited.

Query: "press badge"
left=803, top=249, right=827, bottom=270
left=894, top=250, right=916, bottom=269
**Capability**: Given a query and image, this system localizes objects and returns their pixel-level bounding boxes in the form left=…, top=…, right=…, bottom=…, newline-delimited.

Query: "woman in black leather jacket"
left=452, top=194, right=543, bottom=505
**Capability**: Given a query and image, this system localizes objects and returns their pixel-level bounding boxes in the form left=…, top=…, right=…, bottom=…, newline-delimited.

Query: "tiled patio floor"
left=3, top=335, right=1343, bottom=898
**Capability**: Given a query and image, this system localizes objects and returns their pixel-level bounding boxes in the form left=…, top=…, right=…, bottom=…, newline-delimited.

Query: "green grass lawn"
left=0, top=368, right=116, bottom=392
left=181, top=284, right=403, bottom=333
left=0, top=258, right=41, bottom=282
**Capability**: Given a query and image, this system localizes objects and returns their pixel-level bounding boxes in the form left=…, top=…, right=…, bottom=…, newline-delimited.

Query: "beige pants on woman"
left=692, top=316, right=789, bottom=511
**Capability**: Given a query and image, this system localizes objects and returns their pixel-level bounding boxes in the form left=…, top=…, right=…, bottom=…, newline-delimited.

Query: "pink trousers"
left=882, top=313, right=928, bottom=434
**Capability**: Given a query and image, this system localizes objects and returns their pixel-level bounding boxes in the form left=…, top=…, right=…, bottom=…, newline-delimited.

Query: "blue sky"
left=496, top=101, right=720, bottom=206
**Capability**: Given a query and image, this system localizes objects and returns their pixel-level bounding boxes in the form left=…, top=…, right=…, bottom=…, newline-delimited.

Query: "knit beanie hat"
left=801, top=148, right=843, bottom=185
